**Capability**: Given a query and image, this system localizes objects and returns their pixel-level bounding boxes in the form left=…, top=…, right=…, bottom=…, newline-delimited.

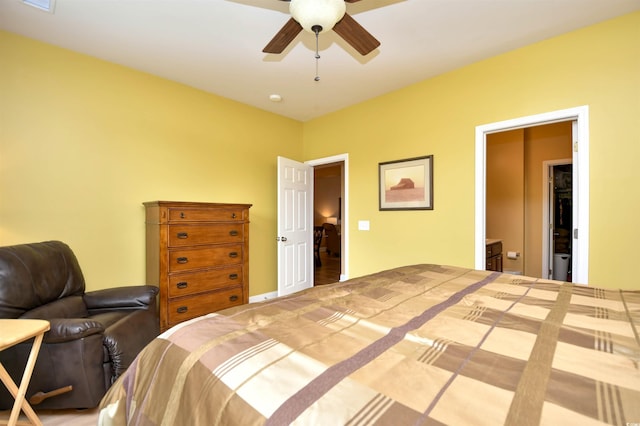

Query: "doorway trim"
left=475, top=105, right=590, bottom=284
left=307, top=153, right=349, bottom=281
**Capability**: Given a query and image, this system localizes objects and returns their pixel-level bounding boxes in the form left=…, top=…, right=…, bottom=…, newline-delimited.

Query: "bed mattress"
left=99, top=264, right=640, bottom=425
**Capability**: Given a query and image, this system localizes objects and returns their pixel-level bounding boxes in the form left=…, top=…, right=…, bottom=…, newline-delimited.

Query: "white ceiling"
left=1, top=0, right=639, bottom=122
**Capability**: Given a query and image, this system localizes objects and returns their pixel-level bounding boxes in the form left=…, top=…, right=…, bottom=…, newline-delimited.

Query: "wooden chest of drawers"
left=144, top=201, right=251, bottom=332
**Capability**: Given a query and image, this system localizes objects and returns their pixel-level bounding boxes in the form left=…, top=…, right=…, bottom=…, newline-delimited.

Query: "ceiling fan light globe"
left=289, top=0, right=346, bottom=34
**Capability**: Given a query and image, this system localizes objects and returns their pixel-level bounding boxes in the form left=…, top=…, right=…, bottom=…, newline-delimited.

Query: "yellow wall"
left=0, top=31, right=303, bottom=296
left=1, top=11, right=639, bottom=292
left=303, top=12, right=640, bottom=289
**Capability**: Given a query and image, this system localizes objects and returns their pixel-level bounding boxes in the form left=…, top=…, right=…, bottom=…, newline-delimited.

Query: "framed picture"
left=379, top=155, right=433, bottom=210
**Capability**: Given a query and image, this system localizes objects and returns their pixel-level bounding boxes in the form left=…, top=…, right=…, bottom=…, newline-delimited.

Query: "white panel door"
left=277, top=156, right=313, bottom=296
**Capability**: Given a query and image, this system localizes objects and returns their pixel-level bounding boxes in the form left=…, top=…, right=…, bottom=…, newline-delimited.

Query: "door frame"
left=307, top=153, right=349, bottom=281
left=542, top=159, right=572, bottom=279
left=475, top=105, right=589, bottom=284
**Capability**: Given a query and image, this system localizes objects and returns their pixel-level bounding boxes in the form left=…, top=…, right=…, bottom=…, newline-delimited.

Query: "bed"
left=98, top=264, right=640, bottom=425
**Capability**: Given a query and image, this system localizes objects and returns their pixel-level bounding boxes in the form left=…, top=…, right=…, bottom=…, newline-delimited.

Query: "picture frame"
left=379, top=155, right=433, bottom=210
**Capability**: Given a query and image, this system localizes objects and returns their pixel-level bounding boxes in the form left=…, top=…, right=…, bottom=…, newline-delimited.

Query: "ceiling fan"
left=263, top=0, right=381, bottom=56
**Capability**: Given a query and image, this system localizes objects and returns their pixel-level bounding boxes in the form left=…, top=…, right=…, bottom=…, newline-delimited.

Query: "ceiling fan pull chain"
left=313, top=25, right=321, bottom=81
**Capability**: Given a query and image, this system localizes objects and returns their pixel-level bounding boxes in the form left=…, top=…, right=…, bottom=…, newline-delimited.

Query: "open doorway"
left=546, top=162, right=573, bottom=281
left=313, top=163, right=342, bottom=285
left=475, top=106, right=590, bottom=284
left=485, top=122, right=573, bottom=279
left=307, top=154, right=349, bottom=283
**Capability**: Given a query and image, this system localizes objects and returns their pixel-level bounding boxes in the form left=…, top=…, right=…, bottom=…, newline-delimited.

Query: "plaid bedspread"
left=98, top=264, right=640, bottom=425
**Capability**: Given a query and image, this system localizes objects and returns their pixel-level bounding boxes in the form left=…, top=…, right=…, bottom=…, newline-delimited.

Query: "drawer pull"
left=229, top=295, right=239, bottom=302
left=180, top=212, right=185, bottom=219
left=229, top=273, right=238, bottom=280
left=229, top=252, right=238, bottom=258
left=229, top=230, right=239, bottom=237
left=177, top=306, right=188, bottom=314
left=231, top=213, right=237, bottom=219
left=176, top=282, right=188, bottom=289
left=177, top=232, right=188, bottom=239
left=177, top=257, right=188, bottom=264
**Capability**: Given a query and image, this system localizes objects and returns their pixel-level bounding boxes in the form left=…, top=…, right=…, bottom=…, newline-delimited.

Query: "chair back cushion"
left=0, top=241, right=86, bottom=318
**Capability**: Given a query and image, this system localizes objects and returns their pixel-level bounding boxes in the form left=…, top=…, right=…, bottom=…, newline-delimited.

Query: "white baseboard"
left=249, top=291, right=278, bottom=303
left=249, top=276, right=348, bottom=302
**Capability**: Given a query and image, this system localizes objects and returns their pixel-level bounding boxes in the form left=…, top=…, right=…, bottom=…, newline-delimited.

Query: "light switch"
left=358, top=220, right=370, bottom=231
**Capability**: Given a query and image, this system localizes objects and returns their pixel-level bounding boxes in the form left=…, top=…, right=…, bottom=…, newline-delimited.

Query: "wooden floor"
left=1, top=252, right=341, bottom=425
left=0, top=407, right=99, bottom=425
left=314, top=249, right=341, bottom=285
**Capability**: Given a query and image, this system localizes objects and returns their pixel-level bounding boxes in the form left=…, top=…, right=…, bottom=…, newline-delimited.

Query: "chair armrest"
left=44, top=318, right=105, bottom=343
left=84, top=285, right=159, bottom=313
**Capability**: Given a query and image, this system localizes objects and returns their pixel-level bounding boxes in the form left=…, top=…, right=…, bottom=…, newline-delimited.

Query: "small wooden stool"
left=0, top=320, right=50, bottom=426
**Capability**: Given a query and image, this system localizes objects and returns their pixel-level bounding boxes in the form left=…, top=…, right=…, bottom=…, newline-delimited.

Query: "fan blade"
left=332, top=13, right=380, bottom=56
left=263, top=18, right=303, bottom=54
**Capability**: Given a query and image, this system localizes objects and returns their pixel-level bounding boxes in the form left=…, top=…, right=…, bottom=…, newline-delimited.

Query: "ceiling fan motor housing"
left=289, top=0, right=346, bottom=34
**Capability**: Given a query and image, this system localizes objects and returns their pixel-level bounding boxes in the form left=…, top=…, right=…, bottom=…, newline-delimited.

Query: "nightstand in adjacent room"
left=0, top=319, right=50, bottom=426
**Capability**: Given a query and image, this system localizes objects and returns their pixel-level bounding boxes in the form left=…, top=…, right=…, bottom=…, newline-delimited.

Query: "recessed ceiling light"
left=269, top=94, right=283, bottom=103
left=22, top=0, right=56, bottom=13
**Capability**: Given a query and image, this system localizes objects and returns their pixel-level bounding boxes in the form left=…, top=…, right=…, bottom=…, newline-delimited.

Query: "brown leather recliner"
left=0, top=241, right=159, bottom=409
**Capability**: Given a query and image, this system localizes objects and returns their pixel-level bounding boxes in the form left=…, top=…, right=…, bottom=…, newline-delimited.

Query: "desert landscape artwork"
left=379, top=155, right=433, bottom=210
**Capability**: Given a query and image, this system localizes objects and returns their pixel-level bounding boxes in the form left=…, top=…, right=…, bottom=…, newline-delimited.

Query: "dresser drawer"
left=486, top=254, right=503, bottom=272
left=168, top=224, right=244, bottom=247
left=168, top=208, right=247, bottom=223
left=169, top=244, right=243, bottom=272
left=167, top=287, right=244, bottom=326
left=486, top=241, right=502, bottom=257
left=168, top=266, right=243, bottom=298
